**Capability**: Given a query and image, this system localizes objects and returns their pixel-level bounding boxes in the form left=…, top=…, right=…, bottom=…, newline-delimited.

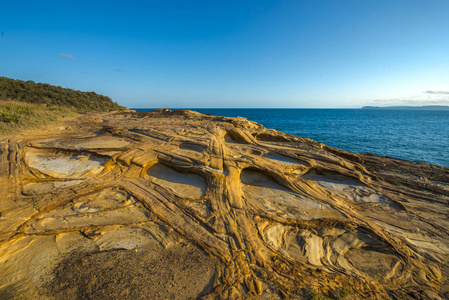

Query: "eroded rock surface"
left=1, top=109, right=448, bottom=299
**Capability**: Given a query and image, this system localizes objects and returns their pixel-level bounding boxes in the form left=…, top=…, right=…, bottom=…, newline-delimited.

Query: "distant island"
left=362, top=105, right=449, bottom=110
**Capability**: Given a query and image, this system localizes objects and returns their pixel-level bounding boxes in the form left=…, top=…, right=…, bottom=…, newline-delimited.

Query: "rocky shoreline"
left=1, top=109, right=448, bottom=299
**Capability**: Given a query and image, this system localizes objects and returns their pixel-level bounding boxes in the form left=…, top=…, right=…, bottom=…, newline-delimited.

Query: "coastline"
left=0, top=109, right=448, bottom=299
left=136, top=108, right=449, bottom=167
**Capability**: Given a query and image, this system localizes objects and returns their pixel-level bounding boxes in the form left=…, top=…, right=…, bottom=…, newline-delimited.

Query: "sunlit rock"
left=0, top=109, right=448, bottom=299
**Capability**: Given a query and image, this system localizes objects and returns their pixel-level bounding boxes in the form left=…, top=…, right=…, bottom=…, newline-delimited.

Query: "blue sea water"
left=134, top=108, right=449, bottom=167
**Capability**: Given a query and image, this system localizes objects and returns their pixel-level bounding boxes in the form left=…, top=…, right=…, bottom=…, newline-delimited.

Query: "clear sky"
left=1, top=0, right=449, bottom=108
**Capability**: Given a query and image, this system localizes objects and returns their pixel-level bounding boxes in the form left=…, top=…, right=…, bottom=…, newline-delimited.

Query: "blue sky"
left=1, top=0, right=449, bottom=108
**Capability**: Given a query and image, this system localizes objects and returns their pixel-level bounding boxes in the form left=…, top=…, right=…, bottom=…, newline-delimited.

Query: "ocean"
left=133, top=108, right=449, bottom=167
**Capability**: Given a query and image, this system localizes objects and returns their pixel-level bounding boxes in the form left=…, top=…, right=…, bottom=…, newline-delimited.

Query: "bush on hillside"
left=0, top=77, right=126, bottom=112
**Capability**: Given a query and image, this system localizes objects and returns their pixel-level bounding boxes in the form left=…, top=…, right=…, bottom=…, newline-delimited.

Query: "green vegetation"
left=0, top=76, right=127, bottom=134
left=0, top=76, right=126, bottom=112
left=0, top=101, right=74, bottom=135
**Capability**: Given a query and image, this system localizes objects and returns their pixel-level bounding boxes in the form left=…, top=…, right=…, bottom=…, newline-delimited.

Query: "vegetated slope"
left=0, top=76, right=125, bottom=112
left=0, top=101, right=74, bottom=134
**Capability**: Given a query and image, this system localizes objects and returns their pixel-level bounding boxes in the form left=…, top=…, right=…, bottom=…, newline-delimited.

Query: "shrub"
left=0, top=76, right=126, bottom=112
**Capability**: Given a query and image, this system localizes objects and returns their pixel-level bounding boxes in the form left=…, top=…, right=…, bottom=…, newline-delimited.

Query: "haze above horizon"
left=1, top=0, right=449, bottom=108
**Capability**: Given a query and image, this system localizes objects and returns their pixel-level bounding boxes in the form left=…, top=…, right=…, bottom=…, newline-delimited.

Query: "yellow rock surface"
left=0, top=109, right=448, bottom=299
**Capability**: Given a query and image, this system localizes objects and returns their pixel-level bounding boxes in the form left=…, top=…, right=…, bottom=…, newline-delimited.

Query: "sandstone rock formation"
left=1, top=109, right=448, bottom=299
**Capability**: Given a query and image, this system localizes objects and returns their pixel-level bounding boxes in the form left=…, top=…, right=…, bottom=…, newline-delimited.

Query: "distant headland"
left=362, top=105, right=449, bottom=110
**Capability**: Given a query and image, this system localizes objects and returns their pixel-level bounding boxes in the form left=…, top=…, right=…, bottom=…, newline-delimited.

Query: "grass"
left=0, top=100, right=75, bottom=135
left=1, top=77, right=127, bottom=135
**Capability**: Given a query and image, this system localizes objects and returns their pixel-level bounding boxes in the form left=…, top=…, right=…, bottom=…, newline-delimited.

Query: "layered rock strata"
left=0, top=109, right=448, bottom=299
